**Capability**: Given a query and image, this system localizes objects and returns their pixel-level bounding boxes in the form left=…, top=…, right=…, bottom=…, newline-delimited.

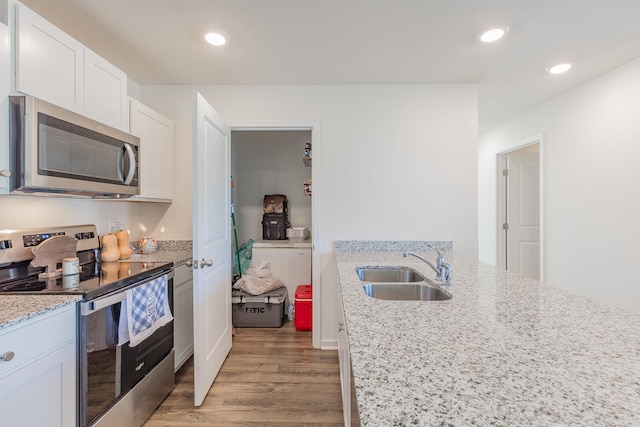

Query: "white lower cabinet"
left=0, top=304, right=77, bottom=427
left=338, top=293, right=360, bottom=426
left=251, top=243, right=311, bottom=299
left=173, top=262, right=194, bottom=371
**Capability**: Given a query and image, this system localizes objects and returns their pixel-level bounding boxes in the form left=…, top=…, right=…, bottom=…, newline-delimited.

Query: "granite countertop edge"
left=335, top=241, right=640, bottom=426
left=0, top=295, right=81, bottom=332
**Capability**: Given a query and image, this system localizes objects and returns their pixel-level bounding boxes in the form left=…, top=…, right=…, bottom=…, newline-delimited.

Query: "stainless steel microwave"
left=8, top=95, right=140, bottom=198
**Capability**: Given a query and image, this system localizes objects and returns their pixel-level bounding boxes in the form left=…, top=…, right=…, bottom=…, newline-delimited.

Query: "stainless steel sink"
left=362, top=283, right=452, bottom=301
left=355, top=266, right=425, bottom=283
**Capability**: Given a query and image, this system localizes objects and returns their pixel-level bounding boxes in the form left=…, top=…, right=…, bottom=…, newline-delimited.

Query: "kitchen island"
left=335, top=242, right=640, bottom=426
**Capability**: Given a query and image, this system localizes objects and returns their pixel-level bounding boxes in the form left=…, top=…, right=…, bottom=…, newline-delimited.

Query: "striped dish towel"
left=118, top=274, right=173, bottom=347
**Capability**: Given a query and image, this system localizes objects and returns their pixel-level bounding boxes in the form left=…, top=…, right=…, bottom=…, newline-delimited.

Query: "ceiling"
left=18, top=0, right=640, bottom=132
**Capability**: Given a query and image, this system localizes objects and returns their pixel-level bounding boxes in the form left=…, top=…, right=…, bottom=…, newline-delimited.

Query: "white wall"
left=140, top=84, right=478, bottom=347
left=231, top=130, right=312, bottom=244
left=479, top=57, right=640, bottom=315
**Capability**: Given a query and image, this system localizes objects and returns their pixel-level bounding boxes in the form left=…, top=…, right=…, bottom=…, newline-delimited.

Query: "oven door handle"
left=80, top=291, right=125, bottom=315
left=80, top=270, right=173, bottom=316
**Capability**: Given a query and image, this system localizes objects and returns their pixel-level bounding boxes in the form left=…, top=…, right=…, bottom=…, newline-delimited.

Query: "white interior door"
left=506, top=148, right=540, bottom=280
left=192, top=92, right=232, bottom=406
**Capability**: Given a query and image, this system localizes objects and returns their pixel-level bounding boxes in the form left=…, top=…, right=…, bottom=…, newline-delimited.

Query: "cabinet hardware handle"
left=1, top=351, right=15, bottom=362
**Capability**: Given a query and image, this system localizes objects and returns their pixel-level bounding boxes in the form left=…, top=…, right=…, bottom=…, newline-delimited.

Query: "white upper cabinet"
left=129, top=98, right=174, bottom=202
left=0, top=21, right=10, bottom=193
left=84, top=48, right=128, bottom=131
left=9, top=1, right=129, bottom=131
left=13, top=1, right=84, bottom=112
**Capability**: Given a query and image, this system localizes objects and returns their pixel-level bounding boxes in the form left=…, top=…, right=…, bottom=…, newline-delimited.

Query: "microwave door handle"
left=117, top=145, right=125, bottom=183
left=123, top=143, right=136, bottom=185
left=117, top=143, right=136, bottom=185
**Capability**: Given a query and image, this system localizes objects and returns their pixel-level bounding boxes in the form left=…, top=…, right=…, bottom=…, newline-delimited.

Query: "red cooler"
left=294, top=285, right=312, bottom=331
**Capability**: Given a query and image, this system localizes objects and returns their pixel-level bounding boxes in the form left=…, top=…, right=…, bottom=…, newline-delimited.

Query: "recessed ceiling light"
left=205, top=32, right=226, bottom=46
left=547, top=63, right=572, bottom=74
left=480, top=27, right=507, bottom=43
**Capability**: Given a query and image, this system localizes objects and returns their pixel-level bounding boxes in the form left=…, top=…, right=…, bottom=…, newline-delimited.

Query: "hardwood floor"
left=144, top=321, right=344, bottom=426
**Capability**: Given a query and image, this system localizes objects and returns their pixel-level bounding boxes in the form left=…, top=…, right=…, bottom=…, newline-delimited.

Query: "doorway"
left=230, top=128, right=317, bottom=344
left=497, top=138, right=542, bottom=280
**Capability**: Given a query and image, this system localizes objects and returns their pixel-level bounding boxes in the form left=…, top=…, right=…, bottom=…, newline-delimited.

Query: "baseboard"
left=321, top=338, right=338, bottom=350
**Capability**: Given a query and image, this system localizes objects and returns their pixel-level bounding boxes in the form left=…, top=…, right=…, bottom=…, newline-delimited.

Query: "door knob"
left=0, top=170, right=10, bottom=178
left=200, top=258, right=213, bottom=268
left=1, top=351, right=15, bottom=362
left=185, top=260, right=193, bottom=268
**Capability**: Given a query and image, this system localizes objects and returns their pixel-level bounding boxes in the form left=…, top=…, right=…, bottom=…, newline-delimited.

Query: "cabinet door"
left=84, top=48, right=128, bottom=131
left=337, top=295, right=351, bottom=426
left=174, top=264, right=194, bottom=371
left=130, top=98, right=175, bottom=201
left=14, top=2, right=84, bottom=112
left=0, top=342, right=76, bottom=427
left=0, top=21, right=10, bottom=193
left=0, top=305, right=76, bottom=427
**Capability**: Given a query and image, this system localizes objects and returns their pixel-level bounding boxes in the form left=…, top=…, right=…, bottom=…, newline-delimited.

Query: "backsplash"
left=334, top=240, right=453, bottom=252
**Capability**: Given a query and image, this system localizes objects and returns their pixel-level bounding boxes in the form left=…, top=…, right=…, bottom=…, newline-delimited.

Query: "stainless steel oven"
left=8, top=95, right=140, bottom=198
left=79, top=269, right=174, bottom=427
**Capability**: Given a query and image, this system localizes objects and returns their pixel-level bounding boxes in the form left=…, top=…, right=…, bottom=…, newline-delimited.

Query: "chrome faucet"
left=403, top=245, right=452, bottom=285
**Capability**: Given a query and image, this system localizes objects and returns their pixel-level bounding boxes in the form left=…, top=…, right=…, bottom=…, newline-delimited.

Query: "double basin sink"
left=356, top=266, right=451, bottom=301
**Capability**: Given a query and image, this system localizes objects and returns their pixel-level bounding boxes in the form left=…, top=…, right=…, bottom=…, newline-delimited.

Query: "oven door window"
left=84, top=302, right=121, bottom=424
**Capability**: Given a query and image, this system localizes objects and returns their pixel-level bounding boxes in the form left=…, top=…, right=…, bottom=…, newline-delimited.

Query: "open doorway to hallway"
left=497, top=140, right=541, bottom=280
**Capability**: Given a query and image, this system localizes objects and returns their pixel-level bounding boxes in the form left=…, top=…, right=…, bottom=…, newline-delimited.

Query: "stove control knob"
left=0, top=240, right=12, bottom=250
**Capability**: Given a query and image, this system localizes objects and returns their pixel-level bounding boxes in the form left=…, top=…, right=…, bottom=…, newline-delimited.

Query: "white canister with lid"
left=62, top=257, right=80, bottom=275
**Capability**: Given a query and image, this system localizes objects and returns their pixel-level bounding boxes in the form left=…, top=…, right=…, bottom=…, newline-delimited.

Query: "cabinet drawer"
left=0, top=305, right=75, bottom=377
left=174, top=263, right=193, bottom=287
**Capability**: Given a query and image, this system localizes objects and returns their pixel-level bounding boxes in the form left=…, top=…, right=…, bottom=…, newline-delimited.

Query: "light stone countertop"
left=335, top=246, right=640, bottom=426
left=119, top=240, right=192, bottom=265
left=117, top=249, right=192, bottom=265
left=0, top=295, right=80, bottom=331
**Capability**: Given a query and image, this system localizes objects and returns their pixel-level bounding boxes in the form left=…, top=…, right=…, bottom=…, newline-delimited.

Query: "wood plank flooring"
left=144, top=321, right=344, bottom=426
